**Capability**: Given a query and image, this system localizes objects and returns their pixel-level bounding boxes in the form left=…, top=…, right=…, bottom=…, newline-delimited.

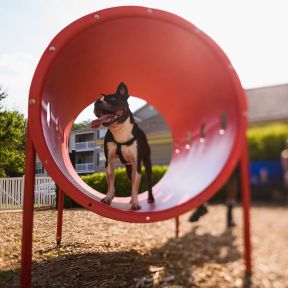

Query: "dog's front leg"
left=130, top=167, right=142, bottom=210
left=101, top=162, right=115, bottom=205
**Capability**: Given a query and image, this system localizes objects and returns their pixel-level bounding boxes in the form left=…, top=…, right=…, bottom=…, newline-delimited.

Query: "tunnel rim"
left=28, top=6, right=247, bottom=223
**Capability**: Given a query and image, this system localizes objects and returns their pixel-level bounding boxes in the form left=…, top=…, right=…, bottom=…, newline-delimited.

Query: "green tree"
left=0, top=89, right=6, bottom=109
left=71, top=120, right=91, bottom=131
left=0, top=88, right=27, bottom=177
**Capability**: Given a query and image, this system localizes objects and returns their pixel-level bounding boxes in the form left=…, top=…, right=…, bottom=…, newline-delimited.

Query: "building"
left=35, top=155, right=47, bottom=176
left=133, top=105, right=172, bottom=166
left=36, top=83, right=288, bottom=175
left=68, top=127, right=107, bottom=174
left=246, top=84, right=288, bottom=125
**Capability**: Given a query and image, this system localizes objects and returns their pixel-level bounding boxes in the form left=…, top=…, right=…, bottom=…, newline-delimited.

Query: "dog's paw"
left=101, top=197, right=112, bottom=205
left=131, top=202, right=141, bottom=210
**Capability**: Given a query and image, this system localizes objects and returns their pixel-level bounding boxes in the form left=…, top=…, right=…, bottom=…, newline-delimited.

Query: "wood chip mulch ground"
left=0, top=205, right=287, bottom=287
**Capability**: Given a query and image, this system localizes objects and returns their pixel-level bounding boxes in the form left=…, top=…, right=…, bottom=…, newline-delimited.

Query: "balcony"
left=75, top=163, right=97, bottom=174
left=74, top=141, right=101, bottom=152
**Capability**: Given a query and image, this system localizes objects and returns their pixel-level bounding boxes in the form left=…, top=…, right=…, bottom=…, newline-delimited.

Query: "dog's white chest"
left=120, top=142, right=137, bottom=164
left=107, top=141, right=137, bottom=165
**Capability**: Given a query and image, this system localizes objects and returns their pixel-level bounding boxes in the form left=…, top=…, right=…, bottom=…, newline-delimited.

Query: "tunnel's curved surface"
left=28, top=6, right=247, bottom=222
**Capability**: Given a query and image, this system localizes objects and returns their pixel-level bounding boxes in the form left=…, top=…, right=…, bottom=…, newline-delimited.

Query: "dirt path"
left=0, top=205, right=287, bottom=287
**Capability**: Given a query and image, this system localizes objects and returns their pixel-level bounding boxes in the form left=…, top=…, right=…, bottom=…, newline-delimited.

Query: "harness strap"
left=111, top=136, right=137, bottom=165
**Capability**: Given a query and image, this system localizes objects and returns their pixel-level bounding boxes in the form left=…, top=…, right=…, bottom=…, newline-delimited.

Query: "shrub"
left=58, top=166, right=169, bottom=208
left=247, top=123, right=288, bottom=161
left=81, top=165, right=168, bottom=197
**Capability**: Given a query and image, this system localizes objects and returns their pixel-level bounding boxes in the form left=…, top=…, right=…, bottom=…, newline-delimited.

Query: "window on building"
left=35, top=161, right=44, bottom=175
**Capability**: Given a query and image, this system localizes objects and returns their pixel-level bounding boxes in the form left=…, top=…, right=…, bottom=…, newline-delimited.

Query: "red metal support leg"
left=240, top=140, right=252, bottom=274
left=20, top=132, right=36, bottom=288
left=175, top=216, right=180, bottom=238
left=56, top=188, right=64, bottom=245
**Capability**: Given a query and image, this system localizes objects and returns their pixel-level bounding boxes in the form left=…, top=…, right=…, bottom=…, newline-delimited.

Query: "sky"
left=1, top=0, right=288, bottom=122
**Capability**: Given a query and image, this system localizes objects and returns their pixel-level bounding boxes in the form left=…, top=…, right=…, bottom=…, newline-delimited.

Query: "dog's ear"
left=116, top=82, right=129, bottom=100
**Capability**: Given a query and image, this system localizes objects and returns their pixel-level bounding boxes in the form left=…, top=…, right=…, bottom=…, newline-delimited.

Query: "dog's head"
left=93, top=82, right=130, bottom=127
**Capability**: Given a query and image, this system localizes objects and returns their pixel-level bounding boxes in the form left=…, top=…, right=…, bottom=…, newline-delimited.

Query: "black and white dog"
left=92, top=82, right=154, bottom=210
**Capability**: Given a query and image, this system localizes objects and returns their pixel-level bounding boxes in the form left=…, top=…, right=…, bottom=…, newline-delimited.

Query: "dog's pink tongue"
left=91, top=114, right=114, bottom=128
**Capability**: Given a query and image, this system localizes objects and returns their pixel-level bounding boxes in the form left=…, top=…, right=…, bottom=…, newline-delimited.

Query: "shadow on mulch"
left=1, top=227, right=246, bottom=288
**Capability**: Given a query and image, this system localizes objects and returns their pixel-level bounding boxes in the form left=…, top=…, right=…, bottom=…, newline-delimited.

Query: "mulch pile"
left=0, top=205, right=287, bottom=287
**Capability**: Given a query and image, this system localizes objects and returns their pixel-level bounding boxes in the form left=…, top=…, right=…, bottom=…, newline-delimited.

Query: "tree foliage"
left=71, top=120, right=91, bottom=131
left=0, top=89, right=6, bottom=110
left=247, top=123, right=288, bottom=161
left=0, top=88, right=27, bottom=177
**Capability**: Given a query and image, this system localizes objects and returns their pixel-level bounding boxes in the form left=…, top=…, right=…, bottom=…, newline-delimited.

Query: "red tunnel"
left=28, top=6, right=247, bottom=223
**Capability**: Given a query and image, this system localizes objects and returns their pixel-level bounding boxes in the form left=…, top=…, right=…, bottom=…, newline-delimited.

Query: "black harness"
left=104, top=114, right=140, bottom=167
left=110, top=134, right=137, bottom=165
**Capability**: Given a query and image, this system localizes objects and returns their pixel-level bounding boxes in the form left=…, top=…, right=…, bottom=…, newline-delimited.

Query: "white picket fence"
left=0, top=177, right=56, bottom=210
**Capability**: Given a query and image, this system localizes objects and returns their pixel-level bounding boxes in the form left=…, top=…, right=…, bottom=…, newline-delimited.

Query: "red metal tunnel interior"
left=28, top=6, right=247, bottom=222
